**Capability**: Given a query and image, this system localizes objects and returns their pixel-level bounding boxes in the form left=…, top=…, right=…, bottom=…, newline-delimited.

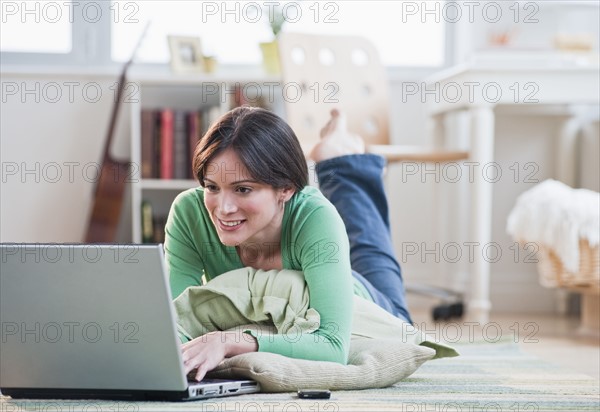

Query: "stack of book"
left=140, top=106, right=221, bottom=180
left=141, top=200, right=168, bottom=244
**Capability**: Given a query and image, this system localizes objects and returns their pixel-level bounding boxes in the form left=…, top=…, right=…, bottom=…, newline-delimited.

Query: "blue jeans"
left=316, top=154, right=412, bottom=324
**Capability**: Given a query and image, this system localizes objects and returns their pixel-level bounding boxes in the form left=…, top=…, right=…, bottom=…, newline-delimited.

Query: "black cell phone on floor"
left=297, top=389, right=331, bottom=399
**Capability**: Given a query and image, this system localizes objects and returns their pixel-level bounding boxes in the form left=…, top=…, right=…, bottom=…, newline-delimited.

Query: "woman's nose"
left=218, top=193, right=238, bottom=214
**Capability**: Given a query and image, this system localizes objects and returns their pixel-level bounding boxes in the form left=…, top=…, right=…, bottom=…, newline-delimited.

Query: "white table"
left=425, top=53, right=600, bottom=323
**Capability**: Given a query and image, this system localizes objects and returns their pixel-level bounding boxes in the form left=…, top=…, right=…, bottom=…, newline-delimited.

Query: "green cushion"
left=175, top=268, right=459, bottom=392
left=207, top=337, right=437, bottom=392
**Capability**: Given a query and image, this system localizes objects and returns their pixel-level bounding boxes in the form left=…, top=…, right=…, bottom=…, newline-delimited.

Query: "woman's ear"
left=279, top=187, right=295, bottom=203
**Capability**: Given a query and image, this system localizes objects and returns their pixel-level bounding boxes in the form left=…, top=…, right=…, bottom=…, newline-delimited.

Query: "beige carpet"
left=1, top=341, right=599, bottom=411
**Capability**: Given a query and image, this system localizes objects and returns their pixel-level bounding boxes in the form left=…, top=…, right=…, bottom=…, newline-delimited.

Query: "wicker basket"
left=536, top=239, right=600, bottom=289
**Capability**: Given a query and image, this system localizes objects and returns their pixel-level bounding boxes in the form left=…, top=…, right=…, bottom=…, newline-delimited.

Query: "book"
left=152, top=215, right=168, bottom=244
left=140, top=110, right=156, bottom=178
left=141, top=200, right=154, bottom=243
left=153, top=110, right=162, bottom=178
left=139, top=106, right=230, bottom=181
left=140, top=199, right=169, bottom=243
left=160, top=109, right=174, bottom=179
left=188, top=111, right=201, bottom=180
left=173, top=110, right=188, bottom=180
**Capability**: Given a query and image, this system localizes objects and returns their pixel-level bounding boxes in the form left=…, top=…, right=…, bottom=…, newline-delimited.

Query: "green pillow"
left=207, top=337, right=437, bottom=392
left=176, top=268, right=459, bottom=392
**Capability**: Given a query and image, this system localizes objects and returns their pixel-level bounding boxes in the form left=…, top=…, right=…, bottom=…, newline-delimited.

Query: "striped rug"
left=1, top=342, right=598, bottom=411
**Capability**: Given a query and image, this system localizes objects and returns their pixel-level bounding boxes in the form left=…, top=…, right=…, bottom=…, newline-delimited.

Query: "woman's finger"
left=194, top=363, right=209, bottom=382
left=182, top=344, right=206, bottom=374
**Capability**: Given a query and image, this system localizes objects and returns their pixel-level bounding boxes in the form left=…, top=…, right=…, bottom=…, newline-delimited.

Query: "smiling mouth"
left=218, top=219, right=245, bottom=230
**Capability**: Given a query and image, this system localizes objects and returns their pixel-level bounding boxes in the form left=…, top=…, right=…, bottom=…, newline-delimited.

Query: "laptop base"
left=2, top=379, right=260, bottom=401
left=2, top=388, right=189, bottom=401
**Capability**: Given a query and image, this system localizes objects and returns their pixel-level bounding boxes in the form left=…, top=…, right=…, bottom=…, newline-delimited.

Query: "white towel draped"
left=507, top=179, right=599, bottom=273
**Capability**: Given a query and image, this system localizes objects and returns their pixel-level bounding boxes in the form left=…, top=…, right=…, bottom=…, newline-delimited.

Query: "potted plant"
left=259, top=4, right=286, bottom=74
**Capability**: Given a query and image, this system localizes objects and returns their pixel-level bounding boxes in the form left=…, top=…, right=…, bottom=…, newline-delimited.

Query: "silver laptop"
left=0, top=243, right=260, bottom=401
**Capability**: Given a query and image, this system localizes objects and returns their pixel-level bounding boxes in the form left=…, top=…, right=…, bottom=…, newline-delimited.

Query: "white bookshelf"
left=128, top=72, right=281, bottom=243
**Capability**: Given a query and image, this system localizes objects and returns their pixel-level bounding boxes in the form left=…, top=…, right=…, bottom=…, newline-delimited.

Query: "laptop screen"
left=0, top=244, right=188, bottom=392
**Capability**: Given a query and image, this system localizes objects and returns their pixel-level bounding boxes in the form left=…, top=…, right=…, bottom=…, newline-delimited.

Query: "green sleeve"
left=251, top=202, right=354, bottom=365
left=164, top=190, right=206, bottom=299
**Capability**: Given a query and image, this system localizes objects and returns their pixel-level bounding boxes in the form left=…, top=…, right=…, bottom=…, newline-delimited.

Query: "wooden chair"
left=277, top=32, right=468, bottom=320
left=277, top=32, right=468, bottom=162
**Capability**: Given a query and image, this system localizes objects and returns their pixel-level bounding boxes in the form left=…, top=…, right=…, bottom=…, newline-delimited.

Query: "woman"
left=165, top=107, right=411, bottom=381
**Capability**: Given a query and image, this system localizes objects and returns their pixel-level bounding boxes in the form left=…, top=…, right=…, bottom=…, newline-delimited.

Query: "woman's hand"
left=181, top=330, right=258, bottom=382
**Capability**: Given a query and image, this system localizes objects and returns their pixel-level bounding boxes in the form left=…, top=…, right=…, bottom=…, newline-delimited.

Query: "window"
left=1, top=1, right=446, bottom=67
left=1, top=0, right=110, bottom=65
left=111, top=1, right=274, bottom=65
left=286, top=1, right=446, bottom=67
left=0, top=0, right=72, bottom=53
left=112, top=1, right=446, bottom=67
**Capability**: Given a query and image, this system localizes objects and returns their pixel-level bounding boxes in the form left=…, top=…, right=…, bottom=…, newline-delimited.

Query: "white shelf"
left=140, top=179, right=198, bottom=191
left=534, top=1, right=600, bottom=8
left=129, top=65, right=280, bottom=85
left=129, top=76, right=280, bottom=243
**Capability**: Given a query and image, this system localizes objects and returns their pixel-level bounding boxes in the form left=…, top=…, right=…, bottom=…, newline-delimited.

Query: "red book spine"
left=160, top=109, right=174, bottom=180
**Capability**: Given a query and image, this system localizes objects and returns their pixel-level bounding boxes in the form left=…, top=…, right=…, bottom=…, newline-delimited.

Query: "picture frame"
left=167, top=36, right=204, bottom=73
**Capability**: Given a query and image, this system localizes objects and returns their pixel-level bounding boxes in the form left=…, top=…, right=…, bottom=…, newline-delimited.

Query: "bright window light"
left=111, top=1, right=445, bottom=67
left=0, top=0, right=72, bottom=53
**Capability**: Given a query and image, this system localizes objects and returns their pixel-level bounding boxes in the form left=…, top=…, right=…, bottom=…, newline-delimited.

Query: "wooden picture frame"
left=167, top=36, right=204, bottom=73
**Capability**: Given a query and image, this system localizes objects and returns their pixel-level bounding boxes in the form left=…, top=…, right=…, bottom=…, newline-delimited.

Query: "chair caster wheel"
left=432, top=302, right=464, bottom=321
left=432, top=305, right=450, bottom=321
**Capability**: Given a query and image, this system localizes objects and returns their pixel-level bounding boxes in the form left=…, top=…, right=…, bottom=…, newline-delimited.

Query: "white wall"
left=1, top=68, right=598, bottom=314
left=384, top=0, right=600, bottom=314
left=0, top=70, right=132, bottom=243
left=2, top=1, right=599, bottom=314
left=384, top=84, right=600, bottom=314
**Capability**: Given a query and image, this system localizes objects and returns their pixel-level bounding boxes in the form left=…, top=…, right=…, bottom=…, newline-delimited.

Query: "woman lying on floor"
left=165, top=107, right=413, bottom=381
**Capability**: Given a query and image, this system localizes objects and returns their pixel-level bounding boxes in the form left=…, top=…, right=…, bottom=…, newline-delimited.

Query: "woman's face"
left=202, top=149, right=294, bottom=249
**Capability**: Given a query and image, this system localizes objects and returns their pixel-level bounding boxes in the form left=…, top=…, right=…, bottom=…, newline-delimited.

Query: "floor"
left=411, top=309, right=600, bottom=379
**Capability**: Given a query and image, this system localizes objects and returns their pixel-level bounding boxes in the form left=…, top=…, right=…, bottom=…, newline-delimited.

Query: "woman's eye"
left=237, top=187, right=252, bottom=194
left=205, top=184, right=219, bottom=192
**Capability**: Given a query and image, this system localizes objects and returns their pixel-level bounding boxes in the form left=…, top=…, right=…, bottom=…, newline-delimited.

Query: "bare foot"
left=309, top=109, right=365, bottom=162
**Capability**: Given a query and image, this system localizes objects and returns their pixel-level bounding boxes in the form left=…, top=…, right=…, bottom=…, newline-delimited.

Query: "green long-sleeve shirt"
left=164, top=185, right=354, bottom=364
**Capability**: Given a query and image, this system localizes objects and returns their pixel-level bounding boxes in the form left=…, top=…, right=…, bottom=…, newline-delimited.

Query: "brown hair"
left=192, top=106, right=308, bottom=192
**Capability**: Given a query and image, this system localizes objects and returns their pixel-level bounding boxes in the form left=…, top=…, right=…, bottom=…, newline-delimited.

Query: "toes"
left=334, top=111, right=347, bottom=131
left=320, top=118, right=336, bottom=138
left=320, top=109, right=344, bottom=138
